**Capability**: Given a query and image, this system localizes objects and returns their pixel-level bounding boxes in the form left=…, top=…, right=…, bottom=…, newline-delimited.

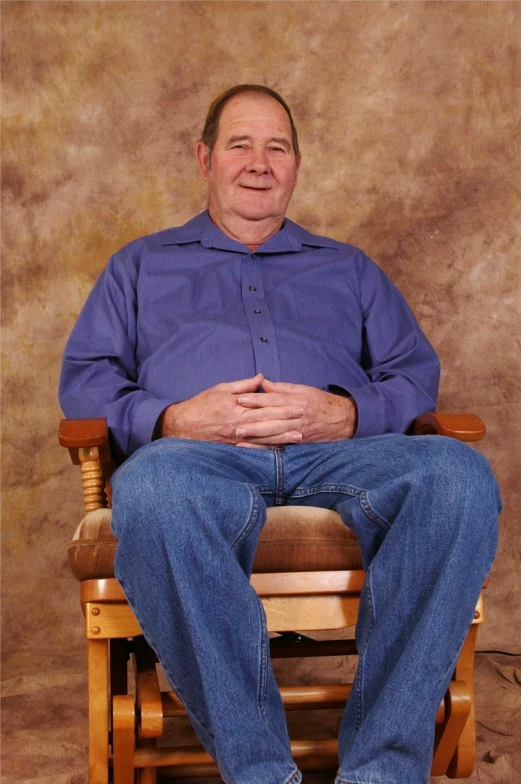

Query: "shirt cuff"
left=327, top=383, right=384, bottom=439
left=129, top=397, right=174, bottom=454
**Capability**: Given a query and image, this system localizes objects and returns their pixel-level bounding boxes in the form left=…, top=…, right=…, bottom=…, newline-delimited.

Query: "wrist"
left=347, top=397, right=358, bottom=438
left=156, top=403, right=180, bottom=438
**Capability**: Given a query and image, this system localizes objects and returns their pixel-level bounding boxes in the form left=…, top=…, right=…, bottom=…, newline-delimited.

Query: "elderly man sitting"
left=60, top=84, right=500, bottom=784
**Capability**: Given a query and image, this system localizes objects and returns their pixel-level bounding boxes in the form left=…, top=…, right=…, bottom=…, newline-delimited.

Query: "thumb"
left=228, top=373, right=264, bottom=394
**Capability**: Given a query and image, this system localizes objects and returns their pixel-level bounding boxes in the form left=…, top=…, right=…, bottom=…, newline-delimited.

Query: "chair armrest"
left=413, top=413, right=486, bottom=442
left=59, top=418, right=115, bottom=510
left=59, top=418, right=112, bottom=465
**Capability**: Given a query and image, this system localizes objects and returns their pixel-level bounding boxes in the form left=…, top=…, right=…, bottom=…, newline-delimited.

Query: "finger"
left=235, top=442, right=271, bottom=450
left=226, top=374, right=264, bottom=394
left=238, top=431, right=303, bottom=445
left=262, top=378, right=305, bottom=394
left=237, top=392, right=291, bottom=408
left=236, top=419, right=303, bottom=439
left=238, top=405, right=305, bottom=423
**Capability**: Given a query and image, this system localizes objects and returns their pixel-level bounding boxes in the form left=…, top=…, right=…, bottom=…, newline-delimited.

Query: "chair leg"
left=113, top=694, right=136, bottom=784
left=446, top=624, right=479, bottom=778
left=431, top=681, right=471, bottom=775
left=88, top=638, right=110, bottom=784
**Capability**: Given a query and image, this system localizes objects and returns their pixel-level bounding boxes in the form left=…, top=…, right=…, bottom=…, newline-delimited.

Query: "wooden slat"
left=80, top=572, right=365, bottom=604
left=113, top=694, right=136, bottom=784
left=161, top=685, right=352, bottom=717
left=161, top=683, right=446, bottom=721
left=135, top=637, right=163, bottom=739
left=263, top=595, right=360, bottom=631
left=87, top=639, right=109, bottom=784
left=252, top=570, right=365, bottom=595
left=135, top=738, right=339, bottom=769
left=85, top=602, right=142, bottom=639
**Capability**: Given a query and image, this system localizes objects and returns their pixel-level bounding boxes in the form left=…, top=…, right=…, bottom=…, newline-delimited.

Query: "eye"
left=268, top=146, right=287, bottom=157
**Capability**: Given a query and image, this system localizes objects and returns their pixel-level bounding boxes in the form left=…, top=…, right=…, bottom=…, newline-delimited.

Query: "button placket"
left=241, top=255, right=281, bottom=381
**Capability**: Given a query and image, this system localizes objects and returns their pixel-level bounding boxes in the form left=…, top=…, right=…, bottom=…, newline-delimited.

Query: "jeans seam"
left=274, top=448, right=285, bottom=505
left=284, top=770, right=302, bottom=784
left=256, top=594, right=270, bottom=724
left=230, top=484, right=261, bottom=551
left=359, top=491, right=390, bottom=530
left=356, top=568, right=374, bottom=731
left=290, top=485, right=390, bottom=530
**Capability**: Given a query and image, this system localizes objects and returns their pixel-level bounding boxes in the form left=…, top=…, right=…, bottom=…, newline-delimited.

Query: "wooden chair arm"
left=59, top=418, right=112, bottom=465
left=59, top=418, right=114, bottom=510
left=413, top=413, right=486, bottom=442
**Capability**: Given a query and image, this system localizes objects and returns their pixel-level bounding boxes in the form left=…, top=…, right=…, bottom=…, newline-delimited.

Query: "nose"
left=246, top=146, right=270, bottom=173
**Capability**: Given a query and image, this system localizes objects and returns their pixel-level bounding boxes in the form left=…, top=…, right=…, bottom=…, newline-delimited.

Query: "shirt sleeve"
left=329, top=254, right=440, bottom=438
left=59, top=244, right=173, bottom=455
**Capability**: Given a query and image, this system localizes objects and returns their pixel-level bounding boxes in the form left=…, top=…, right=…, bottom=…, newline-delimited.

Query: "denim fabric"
left=111, top=435, right=500, bottom=784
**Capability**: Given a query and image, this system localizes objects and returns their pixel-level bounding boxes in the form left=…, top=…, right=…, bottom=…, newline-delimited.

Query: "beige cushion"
left=68, top=505, right=362, bottom=582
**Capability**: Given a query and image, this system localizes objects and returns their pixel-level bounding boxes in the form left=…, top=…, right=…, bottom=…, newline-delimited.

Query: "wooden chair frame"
left=60, top=413, right=487, bottom=783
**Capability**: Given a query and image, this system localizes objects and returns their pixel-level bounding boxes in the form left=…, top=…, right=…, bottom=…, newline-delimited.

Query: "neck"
left=208, top=208, right=284, bottom=251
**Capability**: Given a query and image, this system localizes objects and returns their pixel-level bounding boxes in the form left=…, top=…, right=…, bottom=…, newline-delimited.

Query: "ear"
left=196, top=141, right=211, bottom=181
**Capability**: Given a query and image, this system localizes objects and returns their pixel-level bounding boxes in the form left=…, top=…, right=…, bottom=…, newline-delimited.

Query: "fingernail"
left=291, top=433, right=303, bottom=442
left=236, top=428, right=247, bottom=436
left=238, top=397, right=249, bottom=404
left=293, top=408, right=304, bottom=416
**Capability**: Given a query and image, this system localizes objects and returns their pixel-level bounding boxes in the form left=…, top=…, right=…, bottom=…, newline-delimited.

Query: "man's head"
left=196, top=85, right=301, bottom=247
left=200, top=84, right=300, bottom=161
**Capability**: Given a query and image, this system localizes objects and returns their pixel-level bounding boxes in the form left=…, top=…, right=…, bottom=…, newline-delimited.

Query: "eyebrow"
left=226, top=135, right=292, bottom=150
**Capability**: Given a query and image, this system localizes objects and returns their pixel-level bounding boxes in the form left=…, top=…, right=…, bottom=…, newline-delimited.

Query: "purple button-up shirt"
left=59, top=211, right=440, bottom=455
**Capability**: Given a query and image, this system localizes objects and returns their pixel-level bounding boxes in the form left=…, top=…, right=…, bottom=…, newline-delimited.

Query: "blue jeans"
left=111, top=435, right=500, bottom=784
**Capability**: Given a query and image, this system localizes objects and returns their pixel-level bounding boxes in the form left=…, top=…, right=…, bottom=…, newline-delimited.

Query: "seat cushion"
left=68, top=505, right=362, bottom=582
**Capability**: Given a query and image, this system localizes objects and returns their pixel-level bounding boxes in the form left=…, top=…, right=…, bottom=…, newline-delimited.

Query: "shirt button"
left=254, top=309, right=261, bottom=314
left=260, top=336, right=268, bottom=343
left=249, top=286, right=256, bottom=291
left=251, top=254, right=256, bottom=258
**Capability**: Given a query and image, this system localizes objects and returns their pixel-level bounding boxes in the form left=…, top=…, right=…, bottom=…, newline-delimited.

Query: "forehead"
left=216, top=93, right=293, bottom=142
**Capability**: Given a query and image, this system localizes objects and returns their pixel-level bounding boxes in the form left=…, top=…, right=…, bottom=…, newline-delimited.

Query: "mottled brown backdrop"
left=2, top=2, right=520, bottom=782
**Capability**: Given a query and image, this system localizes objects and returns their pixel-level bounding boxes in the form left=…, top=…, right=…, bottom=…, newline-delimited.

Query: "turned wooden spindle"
left=79, top=446, right=108, bottom=511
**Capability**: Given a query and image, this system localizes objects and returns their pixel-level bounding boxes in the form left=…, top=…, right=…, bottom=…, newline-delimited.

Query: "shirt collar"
left=160, top=210, right=339, bottom=254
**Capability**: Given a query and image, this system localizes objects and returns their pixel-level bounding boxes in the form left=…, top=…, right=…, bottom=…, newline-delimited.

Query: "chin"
left=234, top=200, right=279, bottom=221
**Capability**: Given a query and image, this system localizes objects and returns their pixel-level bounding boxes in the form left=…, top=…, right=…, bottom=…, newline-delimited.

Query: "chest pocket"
left=294, top=285, right=355, bottom=346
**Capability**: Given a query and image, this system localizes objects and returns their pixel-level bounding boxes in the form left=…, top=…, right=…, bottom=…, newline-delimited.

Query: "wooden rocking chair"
left=60, top=412, right=487, bottom=783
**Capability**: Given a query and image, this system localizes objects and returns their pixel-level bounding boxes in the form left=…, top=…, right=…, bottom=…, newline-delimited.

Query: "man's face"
left=196, top=93, right=300, bottom=228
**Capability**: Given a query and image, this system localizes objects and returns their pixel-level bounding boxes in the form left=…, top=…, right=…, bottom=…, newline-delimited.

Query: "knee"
left=419, top=436, right=497, bottom=494
left=113, top=441, right=190, bottom=503
left=414, top=437, right=501, bottom=537
left=110, top=440, right=206, bottom=540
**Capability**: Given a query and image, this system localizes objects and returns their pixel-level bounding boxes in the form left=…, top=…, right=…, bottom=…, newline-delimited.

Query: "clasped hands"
left=161, top=373, right=357, bottom=448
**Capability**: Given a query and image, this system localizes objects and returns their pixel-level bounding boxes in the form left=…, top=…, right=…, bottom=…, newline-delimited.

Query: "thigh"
left=286, top=433, right=494, bottom=510
left=284, top=434, right=498, bottom=567
left=110, top=438, right=280, bottom=544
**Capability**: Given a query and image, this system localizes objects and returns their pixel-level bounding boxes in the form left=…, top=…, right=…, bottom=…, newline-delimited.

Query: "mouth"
left=239, top=185, right=271, bottom=191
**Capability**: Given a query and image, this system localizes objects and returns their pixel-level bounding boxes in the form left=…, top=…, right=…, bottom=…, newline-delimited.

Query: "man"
left=60, top=85, right=500, bottom=784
